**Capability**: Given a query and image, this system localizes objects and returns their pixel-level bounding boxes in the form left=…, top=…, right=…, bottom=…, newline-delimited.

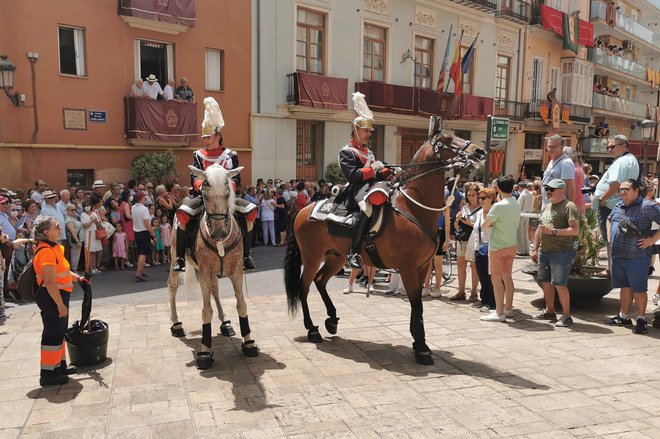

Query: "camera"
left=581, top=186, right=596, bottom=195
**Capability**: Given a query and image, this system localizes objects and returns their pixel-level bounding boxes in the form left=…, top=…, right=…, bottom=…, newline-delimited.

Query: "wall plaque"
left=63, top=108, right=87, bottom=130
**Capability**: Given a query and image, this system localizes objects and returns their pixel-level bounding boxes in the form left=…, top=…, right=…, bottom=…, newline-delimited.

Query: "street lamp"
left=0, top=54, right=20, bottom=106
left=640, top=118, right=657, bottom=177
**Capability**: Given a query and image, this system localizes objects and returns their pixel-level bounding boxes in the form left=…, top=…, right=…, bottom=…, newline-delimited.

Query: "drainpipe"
left=256, top=0, right=261, bottom=114
left=30, top=57, right=38, bottom=143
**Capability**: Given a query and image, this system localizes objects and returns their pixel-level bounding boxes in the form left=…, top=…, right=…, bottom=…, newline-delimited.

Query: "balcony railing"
left=587, top=48, right=648, bottom=82
left=493, top=99, right=526, bottom=120
left=592, top=92, right=653, bottom=118
left=590, top=0, right=657, bottom=46
left=286, top=72, right=349, bottom=109
left=581, top=138, right=610, bottom=154
left=526, top=99, right=592, bottom=123
left=124, top=97, right=198, bottom=145
left=450, top=0, right=497, bottom=13
left=118, top=0, right=195, bottom=34
left=496, top=0, right=530, bottom=24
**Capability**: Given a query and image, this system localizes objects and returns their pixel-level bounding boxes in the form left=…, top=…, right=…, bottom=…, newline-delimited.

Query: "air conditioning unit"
left=623, top=40, right=636, bottom=51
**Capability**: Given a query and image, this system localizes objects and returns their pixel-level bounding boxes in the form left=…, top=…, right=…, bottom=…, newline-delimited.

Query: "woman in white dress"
left=80, top=197, right=103, bottom=274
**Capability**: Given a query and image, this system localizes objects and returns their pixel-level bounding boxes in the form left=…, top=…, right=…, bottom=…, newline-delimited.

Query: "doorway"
left=135, top=39, right=173, bottom=87
left=399, top=128, right=428, bottom=164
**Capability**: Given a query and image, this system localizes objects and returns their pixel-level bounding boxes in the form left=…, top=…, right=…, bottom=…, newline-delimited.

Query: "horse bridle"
left=201, top=183, right=232, bottom=237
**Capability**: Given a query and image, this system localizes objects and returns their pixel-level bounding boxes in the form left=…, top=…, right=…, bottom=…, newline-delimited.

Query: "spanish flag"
left=449, top=30, right=464, bottom=96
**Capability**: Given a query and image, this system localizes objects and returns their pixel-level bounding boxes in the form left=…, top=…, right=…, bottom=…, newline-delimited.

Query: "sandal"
left=449, top=292, right=466, bottom=301
left=466, top=294, right=479, bottom=302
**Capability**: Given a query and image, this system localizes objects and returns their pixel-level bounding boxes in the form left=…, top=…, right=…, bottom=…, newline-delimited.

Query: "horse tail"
left=283, top=228, right=302, bottom=315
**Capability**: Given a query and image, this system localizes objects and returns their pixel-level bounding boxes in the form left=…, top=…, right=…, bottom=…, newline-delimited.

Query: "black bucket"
left=65, top=280, right=109, bottom=367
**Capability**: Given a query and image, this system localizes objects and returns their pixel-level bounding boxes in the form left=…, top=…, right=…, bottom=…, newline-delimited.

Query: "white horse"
left=167, top=164, right=258, bottom=369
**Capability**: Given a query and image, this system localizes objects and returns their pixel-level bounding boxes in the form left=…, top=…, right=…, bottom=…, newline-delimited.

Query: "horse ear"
left=227, top=166, right=244, bottom=179
left=188, top=165, right=206, bottom=181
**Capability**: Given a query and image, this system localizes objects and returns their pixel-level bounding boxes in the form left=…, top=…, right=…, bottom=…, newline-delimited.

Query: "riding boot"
left=236, top=214, right=256, bottom=271
left=172, top=228, right=187, bottom=272
left=347, top=211, right=369, bottom=269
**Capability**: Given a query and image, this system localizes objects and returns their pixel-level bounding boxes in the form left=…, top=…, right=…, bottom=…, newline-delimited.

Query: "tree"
left=130, top=150, right=178, bottom=185
left=324, top=162, right=346, bottom=184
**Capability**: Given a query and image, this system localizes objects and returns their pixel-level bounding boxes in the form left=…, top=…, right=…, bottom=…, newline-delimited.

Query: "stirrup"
left=347, top=253, right=362, bottom=269
left=172, top=258, right=186, bottom=272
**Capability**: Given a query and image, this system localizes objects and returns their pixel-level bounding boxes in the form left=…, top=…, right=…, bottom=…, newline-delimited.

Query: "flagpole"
left=460, top=32, right=479, bottom=95
left=436, top=24, right=452, bottom=92
left=445, top=30, right=464, bottom=93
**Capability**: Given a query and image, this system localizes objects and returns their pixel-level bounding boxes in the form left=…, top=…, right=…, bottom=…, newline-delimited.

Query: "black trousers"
left=474, top=253, right=495, bottom=308
left=36, top=287, right=70, bottom=378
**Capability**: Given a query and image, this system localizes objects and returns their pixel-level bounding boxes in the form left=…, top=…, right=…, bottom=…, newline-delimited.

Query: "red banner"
left=356, top=82, right=416, bottom=116
left=540, top=4, right=594, bottom=48
left=118, top=0, right=196, bottom=26
left=418, top=89, right=460, bottom=119
left=461, top=95, right=494, bottom=121
left=489, top=150, right=505, bottom=176
left=295, top=72, right=348, bottom=110
left=124, top=97, right=198, bottom=143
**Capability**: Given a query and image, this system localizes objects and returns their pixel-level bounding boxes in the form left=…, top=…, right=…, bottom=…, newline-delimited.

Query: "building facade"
left=0, top=0, right=252, bottom=190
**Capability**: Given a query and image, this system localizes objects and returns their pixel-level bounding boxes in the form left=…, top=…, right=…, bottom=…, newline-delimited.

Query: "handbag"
left=101, top=221, right=116, bottom=239
left=476, top=221, right=489, bottom=257
left=95, top=228, right=107, bottom=240
left=455, top=207, right=481, bottom=242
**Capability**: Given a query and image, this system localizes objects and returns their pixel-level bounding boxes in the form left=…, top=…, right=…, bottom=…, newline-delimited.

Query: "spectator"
left=445, top=177, right=465, bottom=235
left=143, top=74, right=164, bottom=100
left=156, top=185, right=174, bottom=225
left=32, top=216, right=87, bottom=386
left=295, top=181, right=309, bottom=212
left=176, top=77, right=195, bottom=103
left=31, top=180, right=47, bottom=207
left=517, top=182, right=535, bottom=256
left=22, top=199, right=38, bottom=235
left=592, top=135, right=640, bottom=274
left=80, top=197, right=103, bottom=274
left=163, top=79, right=178, bottom=102
left=274, top=189, right=288, bottom=246
left=260, top=190, right=277, bottom=246
left=564, top=146, right=585, bottom=214
left=0, top=232, right=9, bottom=323
left=91, top=180, right=106, bottom=198
left=131, top=192, right=155, bottom=282
left=103, top=183, right=122, bottom=210
left=113, top=222, right=128, bottom=271
left=39, top=191, right=67, bottom=244
left=480, top=177, right=522, bottom=322
left=531, top=179, right=580, bottom=327
left=119, top=190, right=135, bottom=267
left=65, top=203, right=83, bottom=272
left=541, top=135, right=575, bottom=207
left=56, top=190, right=70, bottom=219
left=311, top=184, right=330, bottom=203
left=451, top=182, right=482, bottom=302
left=471, top=188, right=496, bottom=313
left=605, top=178, right=660, bottom=334
left=129, top=79, right=145, bottom=97
left=160, top=215, right=172, bottom=264
left=546, top=87, right=558, bottom=107
left=144, top=182, right=155, bottom=207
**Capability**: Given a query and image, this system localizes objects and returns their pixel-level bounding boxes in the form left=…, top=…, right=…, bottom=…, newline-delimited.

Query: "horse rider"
left=341, top=92, right=392, bottom=269
left=172, top=97, right=257, bottom=272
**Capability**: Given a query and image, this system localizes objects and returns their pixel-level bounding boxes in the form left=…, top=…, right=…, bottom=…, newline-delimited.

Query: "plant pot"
left=521, top=264, right=612, bottom=304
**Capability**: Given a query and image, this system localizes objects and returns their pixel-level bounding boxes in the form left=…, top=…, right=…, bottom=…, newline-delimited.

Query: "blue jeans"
left=537, top=249, right=576, bottom=286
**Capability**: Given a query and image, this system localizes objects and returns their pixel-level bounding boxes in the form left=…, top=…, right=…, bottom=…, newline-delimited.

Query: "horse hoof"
left=324, top=318, right=339, bottom=335
left=170, top=323, right=186, bottom=337
left=220, top=321, right=236, bottom=337
left=307, top=327, right=323, bottom=343
left=196, top=351, right=215, bottom=370
left=414, top=350, right=434, bottom=365
left=241, top=341, right=259, bottom=357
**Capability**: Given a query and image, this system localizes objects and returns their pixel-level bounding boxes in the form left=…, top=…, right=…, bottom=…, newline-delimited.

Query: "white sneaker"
left=145, top=263, right=151, bottom=268
left=503, top=309, right=514, bottom=317
left=653, top=294, right=660, bottom=305
left=479, top=305, right=492, bottom=313
left=366, top=284, right=374, bottom=295
left=91, top=269, right=102, bottom=275
left=342, top=284, right=353, bottom=295
left=430, top=288, right=443, bottom=298
left=481, top=311, right=506, bottom=322
left=422, top=287, right=432, bottom=297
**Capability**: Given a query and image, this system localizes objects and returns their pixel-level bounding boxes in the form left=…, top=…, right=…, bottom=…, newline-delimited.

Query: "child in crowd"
left=152, top=217, right=164, bottom=265
left=155, top=207, right=163, bottom=222
left=148, top=204, right=156, bottom=219
left=109, top=199, right=121, bottom=226
left=112, top=222, right=128, bottom=270
left=160, top=215, right=172, bottom=264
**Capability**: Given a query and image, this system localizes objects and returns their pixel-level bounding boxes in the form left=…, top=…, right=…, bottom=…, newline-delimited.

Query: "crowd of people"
left=128, top=74, right=195, bottom=103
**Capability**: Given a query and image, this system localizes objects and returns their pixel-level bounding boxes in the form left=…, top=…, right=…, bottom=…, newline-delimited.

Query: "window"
left=58, top=26, right=86, bottom=76
left=134, top=39, right=174, bottom=88
left=363, top=24, right=387, bottom=81
left=524, top=133, right=544, bottom=149
left=296, top=121, right=324, bottom=181
left=205, top=49, right=224, bottom=91
left=297, top=8, right=326, bottom=74
left=371, top=125, right=385, bottom=161
left=414, top=36, right=434, bottom=89
left=531, top=57, right=546, bottom=101
left=67, top=169, right=94, bottom=189
left=550, top=66, right=561, bottom=98
left=454, top=130, right=472, bottom=141
left=461, top=45, right=476, bottom=95
left=495, top=55, right=510, bottom=102
left=561, top=59, right=593, bottom=106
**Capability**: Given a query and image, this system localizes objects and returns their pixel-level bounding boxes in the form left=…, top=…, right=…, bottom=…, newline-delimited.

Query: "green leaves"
left=130, top=150, right=179, bottom=185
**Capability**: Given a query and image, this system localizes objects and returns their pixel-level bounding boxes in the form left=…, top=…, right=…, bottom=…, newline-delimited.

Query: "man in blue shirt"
left=39, top=191, right=67, bottom=243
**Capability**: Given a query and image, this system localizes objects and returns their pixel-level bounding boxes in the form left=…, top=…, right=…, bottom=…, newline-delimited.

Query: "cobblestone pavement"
left=1, top=256, right=659, bottom=438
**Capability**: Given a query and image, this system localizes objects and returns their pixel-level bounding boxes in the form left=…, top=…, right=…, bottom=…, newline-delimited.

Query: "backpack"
left=17, top=246, right=56, bottom=302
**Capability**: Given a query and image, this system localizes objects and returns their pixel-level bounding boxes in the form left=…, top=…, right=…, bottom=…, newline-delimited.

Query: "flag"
left=520, top=156, right=527, bottom=181
left=461, top=33, right=478, bottom=75
left=449, top=30, right=464, bottom=95
left=562, top=12, right=579, bottom=53
left=435, top=25, right=453, bottom=92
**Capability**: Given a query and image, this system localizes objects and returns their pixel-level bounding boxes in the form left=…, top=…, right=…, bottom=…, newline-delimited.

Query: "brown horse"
left=284, top=122, right=484, bottom=364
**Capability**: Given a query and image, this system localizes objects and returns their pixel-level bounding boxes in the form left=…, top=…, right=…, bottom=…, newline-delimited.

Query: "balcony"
left=124, top=97, right=198, bottom=145
left=590, top=0, right=658, bottom=48
left=118, top=0, right=195, bottom=34
left=496, top=0, right=530, bottom=24
left=493, top=99, right=526, bottom=120
left=286, top=72, right=348, bottom=110
left=581, top=138, right=610, bottom=154
left=526, top=99, right=592, bottom=124
left=587, top=48, right=648, bottom=82
left=449, top=0, right=497, bottom=13
left=592, top=92, right=654, bottom=119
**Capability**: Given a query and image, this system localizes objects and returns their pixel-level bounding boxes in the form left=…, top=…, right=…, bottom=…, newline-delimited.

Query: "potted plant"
left=522, top=208, right=612, bottom=304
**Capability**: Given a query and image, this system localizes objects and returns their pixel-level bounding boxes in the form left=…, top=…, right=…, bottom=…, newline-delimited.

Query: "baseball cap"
left=543, top=179, right=567, bottom=191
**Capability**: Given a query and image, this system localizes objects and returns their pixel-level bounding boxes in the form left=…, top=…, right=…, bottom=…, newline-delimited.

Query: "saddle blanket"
left=310, top=199, right=355, bottom=227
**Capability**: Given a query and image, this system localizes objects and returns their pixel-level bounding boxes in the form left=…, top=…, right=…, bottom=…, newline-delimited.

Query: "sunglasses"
left=478, top=196, right=488, bottom=200
left=545, top=187, right=556, bottom=192
left=618, top=187, right=633, bottom=192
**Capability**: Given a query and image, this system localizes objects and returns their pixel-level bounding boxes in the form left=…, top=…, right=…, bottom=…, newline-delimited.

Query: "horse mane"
left=204, top=164, right=236, bottom=215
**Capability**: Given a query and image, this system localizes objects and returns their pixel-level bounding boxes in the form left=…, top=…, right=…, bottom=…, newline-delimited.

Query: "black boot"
left=172, top=228, right=187, bottom=272
left=347, top=211, right=369, bottom=269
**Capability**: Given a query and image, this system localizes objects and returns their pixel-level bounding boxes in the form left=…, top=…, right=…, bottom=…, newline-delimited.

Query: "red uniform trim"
left=360, top=167, right=375, bottom=181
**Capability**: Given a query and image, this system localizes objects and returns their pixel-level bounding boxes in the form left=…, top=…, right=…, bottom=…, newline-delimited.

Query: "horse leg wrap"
left=409, top=299, right=426, bottom=345
left=239, top=316, right=251, bottom=338
left=202, top=323, right=212, bottom=349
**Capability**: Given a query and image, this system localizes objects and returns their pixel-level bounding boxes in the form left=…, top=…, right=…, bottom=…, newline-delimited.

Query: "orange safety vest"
left=34, top=242, right=73, bottom=292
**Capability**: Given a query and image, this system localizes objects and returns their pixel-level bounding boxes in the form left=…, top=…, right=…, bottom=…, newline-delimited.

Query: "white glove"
left=445, top=194, right=455, bottom=207
left=371, top=161, right=384, bottom=171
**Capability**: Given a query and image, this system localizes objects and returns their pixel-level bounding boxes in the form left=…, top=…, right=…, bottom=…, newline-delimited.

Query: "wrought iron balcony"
left=526, top=99, right=592, bottom=123
left=587, top=48, right=648, bottom=82
left=493, top=99, right=526, bottom=120
left=496, top=0, right=531, bottom=24
left=450, top=0, right=497, bottom=13
left=592, top=92, right=653, bottom=119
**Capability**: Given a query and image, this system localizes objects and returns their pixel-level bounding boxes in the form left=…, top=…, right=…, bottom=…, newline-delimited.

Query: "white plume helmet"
left=201, top=97, right=225, bottom=137
left=352, top=92, right=374, bottom=130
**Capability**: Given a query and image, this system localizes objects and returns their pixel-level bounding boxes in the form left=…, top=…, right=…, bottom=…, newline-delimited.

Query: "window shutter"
left=205, top=49, right=222, bottom=91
